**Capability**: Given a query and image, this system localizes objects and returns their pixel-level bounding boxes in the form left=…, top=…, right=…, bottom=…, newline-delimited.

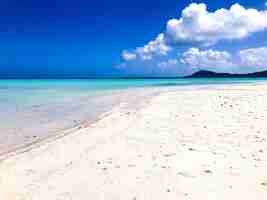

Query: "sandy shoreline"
left=0, top=86, right=163, bottom=156
left=1, top=84, right=267, bottom=199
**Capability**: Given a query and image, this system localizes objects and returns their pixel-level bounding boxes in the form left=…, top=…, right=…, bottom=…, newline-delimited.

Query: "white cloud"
left=136, top=33, right=171, bottom=60
left=180, top=46, right=267, bottom=73
left=166, top=3, right=267, bottom=46
left=121, top=50, right=137, bottom=61
left=239, top=47, right=267, bottom=67
left=119, top=46, right=267, bottom=75
left=119, top=2, right=267, bottom=75
left=157, top=59, right=178, bottom=70
left=121, top=33, right=171, bottom=61
left=181, top=48, right=235, bottom=69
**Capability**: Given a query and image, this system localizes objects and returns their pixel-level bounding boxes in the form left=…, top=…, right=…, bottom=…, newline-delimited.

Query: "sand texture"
left=0, top=85, right=267, bottom=199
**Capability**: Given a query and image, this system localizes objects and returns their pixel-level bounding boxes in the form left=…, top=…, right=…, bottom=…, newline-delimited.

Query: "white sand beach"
left=1, top=84, right=267, bottom=199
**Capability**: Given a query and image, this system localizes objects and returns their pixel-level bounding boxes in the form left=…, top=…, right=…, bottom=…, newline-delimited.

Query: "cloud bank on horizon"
left=119, top=2, right=267, bottom=76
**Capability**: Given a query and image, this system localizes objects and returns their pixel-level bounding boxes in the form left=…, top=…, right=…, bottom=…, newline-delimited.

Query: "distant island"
left=185, top=70, right=267, bottom=78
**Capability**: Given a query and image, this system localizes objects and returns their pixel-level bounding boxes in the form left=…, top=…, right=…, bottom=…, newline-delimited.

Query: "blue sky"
left=0, top=0, right=267, bottom=78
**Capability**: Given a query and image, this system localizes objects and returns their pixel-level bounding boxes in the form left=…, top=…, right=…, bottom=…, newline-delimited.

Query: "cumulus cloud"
left=166, top=3, right=267, bottom=46
left=239, top=47, right=267, bottom=67
left=121, top=33, right=171, bottom=61
left=181, top=46, right=267, bottom=73
left=121, top=50, right=137, bottom=61
left=157, top=59, right=178, bottom=70
left=119, top=2, right=267, bottom=75
left=180, top=48, right=235, bottom=72
left=119, top=46, right=267, bottom=75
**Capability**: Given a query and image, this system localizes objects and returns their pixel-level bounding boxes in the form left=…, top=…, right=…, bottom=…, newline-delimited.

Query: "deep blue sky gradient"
left=0, top=0, right=265, bottom=78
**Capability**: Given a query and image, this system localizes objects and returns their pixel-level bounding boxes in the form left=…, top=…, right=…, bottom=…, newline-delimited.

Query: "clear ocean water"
left=1, top=78, right=267, bottom=154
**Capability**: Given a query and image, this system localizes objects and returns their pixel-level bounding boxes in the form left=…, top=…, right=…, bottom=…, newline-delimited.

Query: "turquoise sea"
left=1, top=78, right=267, bottom=154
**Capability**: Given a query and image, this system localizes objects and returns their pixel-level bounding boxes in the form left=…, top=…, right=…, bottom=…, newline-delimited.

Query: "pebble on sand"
left=204, top=170, right=212, bottom=174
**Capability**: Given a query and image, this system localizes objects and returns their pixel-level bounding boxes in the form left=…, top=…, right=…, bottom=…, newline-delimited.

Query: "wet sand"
left=0, top=87, right=162, bottom=155
left=0, top=84, right=267, bottom=199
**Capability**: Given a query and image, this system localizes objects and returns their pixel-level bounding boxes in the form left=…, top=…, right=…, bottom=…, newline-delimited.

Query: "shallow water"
left=1, top=78, right=267, bottom=154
